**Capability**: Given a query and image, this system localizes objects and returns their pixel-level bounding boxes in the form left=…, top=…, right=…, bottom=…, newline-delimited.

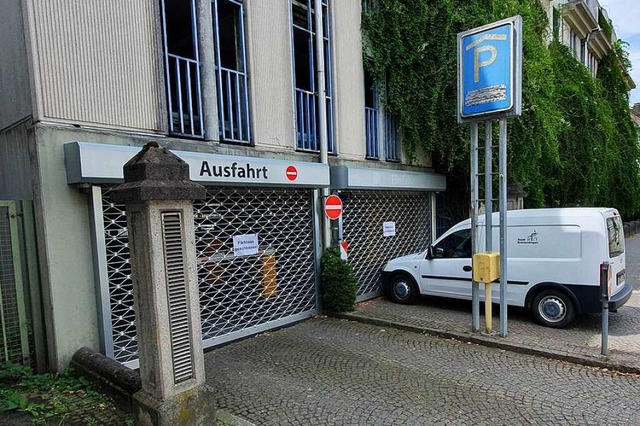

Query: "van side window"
left=607, top=217, right=625, bottom=257
left=433, top=229, right=472, bottom=258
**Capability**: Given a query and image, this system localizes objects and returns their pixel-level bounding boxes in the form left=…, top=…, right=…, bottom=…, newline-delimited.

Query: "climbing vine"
left=363, top=0, right=640, bottom=220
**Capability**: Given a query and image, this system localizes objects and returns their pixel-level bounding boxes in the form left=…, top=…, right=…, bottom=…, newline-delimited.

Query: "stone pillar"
left=111, top=142, right=215, bottom=425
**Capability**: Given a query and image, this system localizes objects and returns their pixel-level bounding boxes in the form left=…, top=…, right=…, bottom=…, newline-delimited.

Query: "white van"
left=381, top=208, right=632, bottom=328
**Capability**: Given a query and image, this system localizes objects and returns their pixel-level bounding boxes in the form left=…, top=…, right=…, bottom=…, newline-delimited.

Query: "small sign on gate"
left=233, top=233, right=259, bottom=257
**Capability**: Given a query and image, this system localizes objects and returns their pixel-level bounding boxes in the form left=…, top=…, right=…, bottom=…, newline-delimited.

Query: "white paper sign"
left=383, top=222, right=396, bottom=237
left=233, top=234, right=259, bottom=257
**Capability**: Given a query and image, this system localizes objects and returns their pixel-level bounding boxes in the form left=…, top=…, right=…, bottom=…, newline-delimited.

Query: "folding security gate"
left=99, top=186, right=318, bottom=365
left=341, top=190, right=432, bottom=301
left=0, top=201, right=43, bottom=368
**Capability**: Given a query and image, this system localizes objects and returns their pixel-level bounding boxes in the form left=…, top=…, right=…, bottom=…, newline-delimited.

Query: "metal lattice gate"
left=0, top=202, right=30, bottom=365
left=101, top=186, right=317, bottom=364
left=341, top=191, right=432, bottom=300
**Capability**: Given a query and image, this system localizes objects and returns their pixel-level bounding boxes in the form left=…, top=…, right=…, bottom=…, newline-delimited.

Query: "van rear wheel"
left=388, top=274, right=419, bottom=305
left=532, top=290, right=575, bottom=328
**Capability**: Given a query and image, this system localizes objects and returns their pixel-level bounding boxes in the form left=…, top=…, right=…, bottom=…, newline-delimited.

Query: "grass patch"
left=0, top=363, right=133, bottom=425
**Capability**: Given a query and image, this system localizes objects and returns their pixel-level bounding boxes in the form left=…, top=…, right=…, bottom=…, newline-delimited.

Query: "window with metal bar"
left=161, top=0, right=204, bottom=138
left=363, top=68, right=400, bottom=162
left=384, top=112, right=400, bottom=162
left=292, top=0, right=334, bottom=153
left=364, top=68, right=379, bottom=159
left=213, top=0, right=251, bottom=144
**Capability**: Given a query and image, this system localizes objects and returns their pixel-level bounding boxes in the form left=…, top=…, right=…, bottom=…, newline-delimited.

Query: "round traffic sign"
left=286, top=165, right=298, bottom=181
left=324, top=194, right=343, bottom=220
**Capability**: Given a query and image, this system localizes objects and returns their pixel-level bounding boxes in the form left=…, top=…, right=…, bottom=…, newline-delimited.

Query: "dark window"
left=161, top=0, right=203, bottom=138
left=213, top=0, right=251, bottom=143
left=433, top=229, right=472, bottom=259
left=292, top=0, right=334, bottom=152
left=607, top=217, right=625, bottom=257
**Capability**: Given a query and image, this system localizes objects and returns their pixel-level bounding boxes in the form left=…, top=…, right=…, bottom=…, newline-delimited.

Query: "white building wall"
left=245, top=0, right=296, bottom=152
left=23, top=0, right=166, bottom=133
left=332, top=0, right=366, bottom=161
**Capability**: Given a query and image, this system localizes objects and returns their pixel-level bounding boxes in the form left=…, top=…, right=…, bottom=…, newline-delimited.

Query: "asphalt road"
left=206, top=318, right=640, bottom=425
left=625, top=235, right=640, bottom=290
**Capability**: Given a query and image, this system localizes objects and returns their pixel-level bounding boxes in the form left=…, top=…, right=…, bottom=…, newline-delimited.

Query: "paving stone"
left=205, top=318, right=640, bottom=425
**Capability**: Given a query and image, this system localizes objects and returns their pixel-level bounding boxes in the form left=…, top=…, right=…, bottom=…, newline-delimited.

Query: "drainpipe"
left=314, top=0, right=331, bottom=249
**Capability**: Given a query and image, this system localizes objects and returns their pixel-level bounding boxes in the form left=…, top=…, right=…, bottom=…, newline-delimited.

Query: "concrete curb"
left=216, top=410, right=257, bottom=426
left=333, top=312, right=640, bottom=375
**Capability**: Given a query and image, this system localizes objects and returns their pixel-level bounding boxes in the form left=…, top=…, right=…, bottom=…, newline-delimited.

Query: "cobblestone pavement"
left=340, top=235, right=640, bottom=374
left=341, top=291, right=640, bottom=373
left=205, top=317, right=640, bottom=425
left=625, top=235, right=640, bottom=290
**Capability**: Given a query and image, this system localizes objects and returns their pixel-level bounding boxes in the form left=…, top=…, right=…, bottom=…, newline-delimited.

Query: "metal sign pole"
left=499, top=119, right=508, bottom=337
left=471, top=122, right=480, bottom=332
left=484, top=121, right=493, bottom=333
left=600, top=262, right=610, bottom=355
left=458, top=15, right=522, bottom=337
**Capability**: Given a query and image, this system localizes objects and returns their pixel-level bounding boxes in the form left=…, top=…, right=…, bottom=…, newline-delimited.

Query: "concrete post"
left=111, top=142, right=215, bottom=426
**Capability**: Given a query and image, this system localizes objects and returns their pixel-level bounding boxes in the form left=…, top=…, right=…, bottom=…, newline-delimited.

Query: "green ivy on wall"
left=363, top=0, right=640, bottom=220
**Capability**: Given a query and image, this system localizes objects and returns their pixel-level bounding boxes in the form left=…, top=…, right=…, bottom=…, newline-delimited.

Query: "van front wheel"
left=388, top=274, right=419, bottom=305
left=532, top=290, right=575, bottom=328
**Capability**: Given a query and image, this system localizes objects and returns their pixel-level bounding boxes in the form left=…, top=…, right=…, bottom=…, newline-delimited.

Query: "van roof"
left=455, top=207, right=618, bottom=227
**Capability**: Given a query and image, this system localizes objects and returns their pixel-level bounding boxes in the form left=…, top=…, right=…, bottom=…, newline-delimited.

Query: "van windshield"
left=607, top=216, right=625, bottom=258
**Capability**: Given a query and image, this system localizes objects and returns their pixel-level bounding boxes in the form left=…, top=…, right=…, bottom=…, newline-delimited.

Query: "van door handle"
left=463, top=265, right=472, bottom=272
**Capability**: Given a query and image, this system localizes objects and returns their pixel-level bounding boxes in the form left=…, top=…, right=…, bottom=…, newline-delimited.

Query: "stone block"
left=134, top=385, right=216, bottom=426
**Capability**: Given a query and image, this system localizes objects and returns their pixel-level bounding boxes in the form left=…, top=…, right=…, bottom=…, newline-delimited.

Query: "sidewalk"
left=337, top=290, right=640, bottom=374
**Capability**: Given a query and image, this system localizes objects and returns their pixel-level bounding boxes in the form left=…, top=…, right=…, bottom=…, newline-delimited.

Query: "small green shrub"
left=321, top=247, right=358, bottom=313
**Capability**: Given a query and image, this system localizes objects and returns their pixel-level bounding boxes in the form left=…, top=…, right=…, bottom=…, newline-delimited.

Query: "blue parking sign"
left=457, top=16, right=522, bottom=122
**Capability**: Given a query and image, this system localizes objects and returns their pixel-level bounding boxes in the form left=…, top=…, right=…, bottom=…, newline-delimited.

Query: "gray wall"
left=23, top=0, right=166, bottom=133
left=0, top=120, right=35, bottom=200
left=0, top=0, right=32, bottom=130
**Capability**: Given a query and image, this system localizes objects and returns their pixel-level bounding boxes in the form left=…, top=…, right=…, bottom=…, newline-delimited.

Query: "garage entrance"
left=99, top=186, right=317, bottom=365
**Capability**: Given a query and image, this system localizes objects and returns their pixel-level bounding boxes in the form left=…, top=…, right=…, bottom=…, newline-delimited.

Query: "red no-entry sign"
left=285, top=165, right=298, bottom=181
left=324, top=194, right=343, bottom=220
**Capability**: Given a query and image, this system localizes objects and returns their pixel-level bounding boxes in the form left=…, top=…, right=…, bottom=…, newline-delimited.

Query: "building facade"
left=546, top=0, right=615, bottom=75
left=0, top=0, right=445, bottom=371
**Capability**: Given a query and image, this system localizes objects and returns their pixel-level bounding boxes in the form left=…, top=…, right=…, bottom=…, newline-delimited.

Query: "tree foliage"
left=363, top=0, right=640, bottom=220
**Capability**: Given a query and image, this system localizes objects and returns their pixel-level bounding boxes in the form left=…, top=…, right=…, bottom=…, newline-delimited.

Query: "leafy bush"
left=321, top=247, right=358, bottom=313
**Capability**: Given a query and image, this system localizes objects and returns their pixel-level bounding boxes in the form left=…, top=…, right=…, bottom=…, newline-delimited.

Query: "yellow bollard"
left=485, top=282, right=492, bottom=333
left=473, top=252, right=499, bottom=334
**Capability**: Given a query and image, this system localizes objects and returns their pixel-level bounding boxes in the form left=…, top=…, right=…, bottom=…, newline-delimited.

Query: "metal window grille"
left=361, top=0, right=378, bottom=13
left=384, top=113, right=400, bottom=161
left=160, top=211, right=195, bottom=383
left=364, top=69, right=379, bottom=159
left=0, top=202, right=30, bottom=365
left=292, top=0, right=335, bottom=153
left=365, top=107, right=379, bottom=159
left=161, top=0, right=204, bottom=138
left=213, top=0, right=251, bottom=143
left=101, top=187, right=317, bottom=364
left=341, top=191, right=432, bottom=300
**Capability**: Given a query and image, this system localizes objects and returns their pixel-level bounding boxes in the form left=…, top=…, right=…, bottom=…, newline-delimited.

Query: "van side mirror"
left=426, top=246, right=434, bottom=260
